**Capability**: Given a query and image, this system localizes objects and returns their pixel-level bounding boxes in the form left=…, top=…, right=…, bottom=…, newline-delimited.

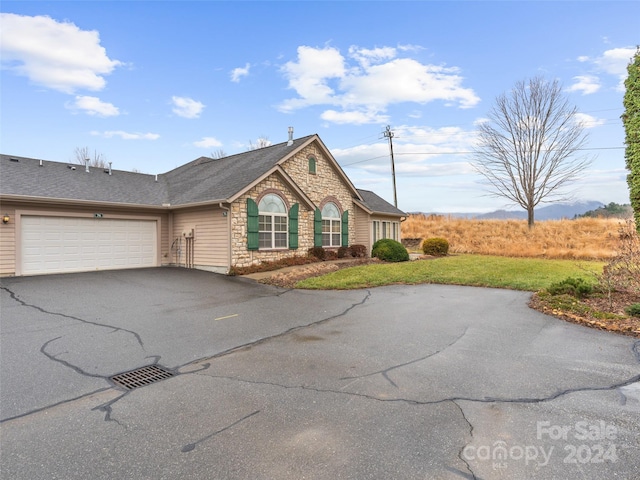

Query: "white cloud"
left=593, top=47, right=636, bottom=77
left=573, top=112, right=606, bottom=129
left=566, top=75, right=601, bottom=95
left=230, top=63, right=250, bottom=82
left=66, top=96, right=119, bottom=116
left=320, top=109, right=388, bottom=125
left=171, top=96, right=204, bottom=118
left=91, top=131, right=160, bottom=140
left=333, top=124, right=477, bottom=179
left=279, top=44, right=479, bottom=124
left=578, top=47, right=636, bottom=91
left=0, top=13, right=122, bottom=93
left=193, top=137, right=223, bottom=148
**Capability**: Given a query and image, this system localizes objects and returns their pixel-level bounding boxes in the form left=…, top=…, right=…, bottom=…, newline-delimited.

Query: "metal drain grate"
left=110, top=365, right=174, bottom=390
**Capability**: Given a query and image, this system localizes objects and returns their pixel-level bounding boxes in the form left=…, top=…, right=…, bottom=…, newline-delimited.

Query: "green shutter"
left=309, top=157, right=316, bottom=174
left=314, top=208, right=322, bottom=247
left=247, top=198, right=259, bottom=250
left=288, top=203, right=299, bottom=249
left=341, top=210, right=349, bottom=247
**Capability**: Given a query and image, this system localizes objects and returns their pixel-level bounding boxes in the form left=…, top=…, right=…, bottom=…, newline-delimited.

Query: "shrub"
left=625, top=303, right=640, bottom=317
left=307, top=246, right=326, bottom=260
left=547, top=277, right=593, bottom=298
left=325, top=250, right=338, bottom=260
left=371, top=238, right=409, bottom=262
left=422, top=237, right=450, bottom=256
left=337, top=246, right=351, bottom=258
left=350, top=244, right=367, bottom=258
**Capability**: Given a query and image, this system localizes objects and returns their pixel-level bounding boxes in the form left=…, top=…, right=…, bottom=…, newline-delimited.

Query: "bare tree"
left=472, top=77, right=592, bottom=228
left=247, top=135, right=271, bottom=151
left=74, top=147, right=108, bottom=168
left=210, top=149, right=227, bottom=159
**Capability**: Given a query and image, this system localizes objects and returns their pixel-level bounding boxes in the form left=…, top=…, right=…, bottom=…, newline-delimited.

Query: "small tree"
left=247, top=136, right=271, bottom=151
left=622, top=47, right=640, bottom=234
left=210, top=149, right=227, bottom=159
left=74, top=147, right=107, bottom=168
left=472, top=77, right=592, bottom=228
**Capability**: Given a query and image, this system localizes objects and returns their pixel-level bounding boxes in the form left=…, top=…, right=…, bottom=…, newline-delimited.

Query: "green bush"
left=422, top=237, right=450, bottom=256
left=625, top=303, right=640, bottom=317
left=371, top=238, right=409, bottom=262
left=307, top=246, right=326, bottom=261
left=547, top=277, right=593, bottom=298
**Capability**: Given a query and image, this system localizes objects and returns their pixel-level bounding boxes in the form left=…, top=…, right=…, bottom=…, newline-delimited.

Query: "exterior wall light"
left=2, top=214, right=9, bottom=224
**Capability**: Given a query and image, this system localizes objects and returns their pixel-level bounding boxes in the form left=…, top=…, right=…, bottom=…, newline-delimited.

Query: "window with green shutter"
left=247, top=198, right=259, bottom=250
left=341, top=210, right=349, bottom=246
left=308, top=156, right=316, bottom=174
left=288, top=203, right=299, bottom=249
left=314, top=208, right=322, bottom=247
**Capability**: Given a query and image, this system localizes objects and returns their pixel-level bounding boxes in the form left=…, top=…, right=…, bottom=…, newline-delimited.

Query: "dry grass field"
left=402, top=215, right=628, bottom=260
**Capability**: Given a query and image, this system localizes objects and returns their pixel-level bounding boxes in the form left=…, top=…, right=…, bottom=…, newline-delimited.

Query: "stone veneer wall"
left=230, top=141, right=359, bottom=268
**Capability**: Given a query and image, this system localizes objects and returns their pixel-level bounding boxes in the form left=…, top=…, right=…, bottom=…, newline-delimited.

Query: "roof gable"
left=355, top=189, right=406, bottom=217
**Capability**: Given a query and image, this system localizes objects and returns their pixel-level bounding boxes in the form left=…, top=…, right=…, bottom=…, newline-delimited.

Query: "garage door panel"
left=21, top=216, right=157, bottom=275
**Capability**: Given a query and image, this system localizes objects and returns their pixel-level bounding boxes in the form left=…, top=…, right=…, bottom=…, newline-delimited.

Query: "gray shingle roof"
left=0, top=154, right=169, bottom=206
left=356, top=189, right=406, bottom=216
left=1, top=136, right=404, bottom=219
left=0, top=136, right=316, bottom=208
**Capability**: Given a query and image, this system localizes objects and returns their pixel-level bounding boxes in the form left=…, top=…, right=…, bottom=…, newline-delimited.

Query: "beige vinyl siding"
left=0, top=204, right=16, bottom=276
left=0, top=201, right=167, bottom=277
left=353, top=205, right=372, bottom=253
left=171, top=205, right=229, bottom=271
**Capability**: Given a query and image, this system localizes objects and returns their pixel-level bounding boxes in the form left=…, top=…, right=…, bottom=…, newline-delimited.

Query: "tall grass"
left=402, top=215, right=626, bottom=260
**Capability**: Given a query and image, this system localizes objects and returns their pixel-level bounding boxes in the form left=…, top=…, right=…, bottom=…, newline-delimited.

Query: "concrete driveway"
left=1, top=268, right=639, bottom=479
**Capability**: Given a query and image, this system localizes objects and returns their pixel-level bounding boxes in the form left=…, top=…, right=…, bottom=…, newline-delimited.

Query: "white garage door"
left=21, top=216, right=157, bottom=275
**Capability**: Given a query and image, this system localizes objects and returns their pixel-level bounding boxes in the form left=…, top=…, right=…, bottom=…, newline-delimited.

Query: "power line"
left=340, top=146, right=625, bottom=167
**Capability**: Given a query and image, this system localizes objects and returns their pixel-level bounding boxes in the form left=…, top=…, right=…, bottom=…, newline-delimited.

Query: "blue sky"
left=1, top=1, right=638, bottom=213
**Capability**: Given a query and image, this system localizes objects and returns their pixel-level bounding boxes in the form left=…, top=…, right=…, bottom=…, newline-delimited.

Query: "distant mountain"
left=421, top=201, right=605, bottom=220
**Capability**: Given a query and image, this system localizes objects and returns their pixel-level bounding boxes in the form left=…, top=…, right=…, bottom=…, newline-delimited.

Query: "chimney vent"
left=155, top=174, right=158, bottom=182
left=109, top=162, right=112, bottom=175
left=287, top=126, right=294, bottom=146
left=85, top=158, right=90, bottom=173
left=39, top=159, right=43, bottom=167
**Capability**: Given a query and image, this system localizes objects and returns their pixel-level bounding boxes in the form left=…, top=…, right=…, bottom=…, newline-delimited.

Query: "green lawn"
left=295, top=254, right=605, bottom=291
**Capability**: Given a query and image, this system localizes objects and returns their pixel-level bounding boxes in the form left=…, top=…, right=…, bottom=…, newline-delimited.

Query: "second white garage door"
left=21, top=216, right=157, bottom=276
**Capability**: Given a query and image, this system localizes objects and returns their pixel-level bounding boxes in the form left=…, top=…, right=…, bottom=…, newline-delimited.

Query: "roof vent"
left=68, top=165, right=76, bottom=170
left=39, top=159, right=43, bottom=167
left=9, top=158, right=19, bottom=162
left=85, top=158, right=90, bottom=173
left=104, top=162, right=112, bottom=175
left=287, top=126, right=294, bottom=146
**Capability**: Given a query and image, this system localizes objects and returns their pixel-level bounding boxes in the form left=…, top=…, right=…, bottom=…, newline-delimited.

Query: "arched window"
left=321, top=202, right=341, bottom=247
left=259, top=194, right=288, bottom=249
left=308, top=156, right=316, bottom=174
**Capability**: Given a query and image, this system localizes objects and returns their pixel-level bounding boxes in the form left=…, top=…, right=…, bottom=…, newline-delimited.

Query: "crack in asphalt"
left=0, top=286, right=145, bottom=348
left=452, top=400, right=478, bottom=480
left=339, top=326, right=469, bottom=388
left=0, top=387, right=113, bottom=424
left=181, top=410, right=261, bottom=453
left=198, top=290, right=373, bottom=362
left=199, top=371, right=640, bottom=408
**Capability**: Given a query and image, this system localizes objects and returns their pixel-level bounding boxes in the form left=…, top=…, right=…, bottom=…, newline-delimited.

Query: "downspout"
left=219, top=202, right=232, bottom=273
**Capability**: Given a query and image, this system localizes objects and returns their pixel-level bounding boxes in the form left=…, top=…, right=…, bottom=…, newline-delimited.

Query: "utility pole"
left=383, top=125, right=398, bottom=207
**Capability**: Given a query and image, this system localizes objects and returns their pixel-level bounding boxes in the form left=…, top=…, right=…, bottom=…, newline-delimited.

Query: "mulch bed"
left=529, top=290, right=640, bottom=338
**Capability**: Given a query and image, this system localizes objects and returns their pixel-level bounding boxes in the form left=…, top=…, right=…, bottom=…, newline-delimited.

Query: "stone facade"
left=230, top=141, right=358, bottom=268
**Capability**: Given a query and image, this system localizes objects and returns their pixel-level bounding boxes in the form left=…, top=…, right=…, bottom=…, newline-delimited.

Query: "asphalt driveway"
left=1, top=268, right=639, bottom=479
